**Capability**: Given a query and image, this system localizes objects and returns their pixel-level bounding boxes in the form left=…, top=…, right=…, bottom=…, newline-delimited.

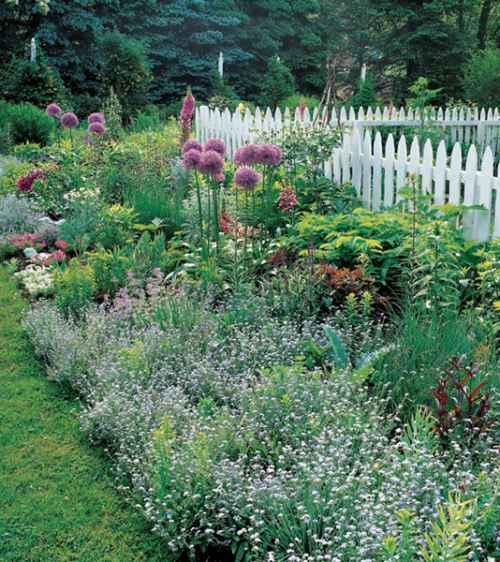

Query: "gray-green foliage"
left=0, top=195, right=44, bottom=235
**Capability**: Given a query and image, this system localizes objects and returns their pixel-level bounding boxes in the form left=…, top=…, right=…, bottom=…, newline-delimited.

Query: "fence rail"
left=196, top=105, right=500, bottom=241
left=196, top=104, right=500, bottom=157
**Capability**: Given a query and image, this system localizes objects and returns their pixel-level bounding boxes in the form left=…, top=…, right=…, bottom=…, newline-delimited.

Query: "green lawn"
left=0, top=268, right=168, bottom=562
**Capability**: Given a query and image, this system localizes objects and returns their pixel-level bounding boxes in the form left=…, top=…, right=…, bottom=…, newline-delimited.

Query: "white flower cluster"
left=15, top=266, right=54, bottom=297
left=63, top=187, right=100, bottom=202
left=22, top=292, right=499, bottom=561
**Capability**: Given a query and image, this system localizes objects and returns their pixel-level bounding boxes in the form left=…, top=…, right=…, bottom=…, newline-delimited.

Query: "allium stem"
left=194, top=172, right=206, bottom=258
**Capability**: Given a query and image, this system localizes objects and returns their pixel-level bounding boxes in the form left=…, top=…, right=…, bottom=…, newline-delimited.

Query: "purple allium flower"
left=255, top=144, right=283, bottom=166
left=278, top=186, right=298, bottom=212
left=197, top=150, right=224, bottom=176
left=60, top=112, right=79, bottom=129
left=234, top=166, right=261, bottom=191
left=182, top=139, right=203, bottom=154
left=204, top=139, right=225, bottom=157
left=88, top=112, right=105, bottom=124
left=87, top=122, right=106, bottom=135
left=46, top=103, right=61, bottom=118
left=234, top=143, right=259, bottom=166
left=182, top=148, right=202, bottom=170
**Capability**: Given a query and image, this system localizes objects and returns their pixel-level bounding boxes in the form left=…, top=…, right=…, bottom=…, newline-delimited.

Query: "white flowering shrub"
left=23, top=291, right=499, bottom=561
left=14, top=265, right=53, bottom=296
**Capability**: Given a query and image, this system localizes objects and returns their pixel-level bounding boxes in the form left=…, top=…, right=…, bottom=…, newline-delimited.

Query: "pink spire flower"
left=278, top=186, right=298, bottom=212
left=179, top=88, right=196, bottom=144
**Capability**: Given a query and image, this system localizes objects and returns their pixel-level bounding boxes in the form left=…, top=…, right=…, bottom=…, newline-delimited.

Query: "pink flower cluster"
left=219, top=212, right=259, bottom=238
left=31, top=250, right=67, bottom=266
left=8, top=233, right=46, bottom=250
left=278, top=186, right=298, bottom=212
left=234, top=143, right=282, bottom=167
left=182, top=138, right=226, bottom=179
left=16, top=169, right=44, bottom=193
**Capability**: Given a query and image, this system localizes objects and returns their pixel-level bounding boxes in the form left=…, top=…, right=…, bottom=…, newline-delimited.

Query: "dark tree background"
left=1, top=0, right=499, bottom=112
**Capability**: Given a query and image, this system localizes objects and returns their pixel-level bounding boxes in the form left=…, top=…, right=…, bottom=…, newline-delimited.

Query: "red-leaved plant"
left=432, top=356, right=492, bottom=447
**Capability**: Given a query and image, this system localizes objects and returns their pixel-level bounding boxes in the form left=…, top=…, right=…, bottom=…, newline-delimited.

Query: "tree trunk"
left=478, top=0, right=494, bottom=50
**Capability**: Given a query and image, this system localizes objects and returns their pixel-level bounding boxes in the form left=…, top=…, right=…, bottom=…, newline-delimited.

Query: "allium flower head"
left=197, top=150, right=224, bottom=176
left=204, top=139, right=225, bottom=157
left=182, top=139, right=202, bottom=154
left=234, top=166, right=261, bottom=191
left=234, top=143, right=258, bottom=166
left=88, top=112, right=105, bottom=124
left=278, top=186, right=298, bottom=212
left=87, top=122, right=106, bottom=135
left=46, top=103, right=61, bottom=118
left=60, top=112, right=79, bottom=129
left=255, top=144, right=283, bottom=166
left=182, top=148, right=202, bottom=170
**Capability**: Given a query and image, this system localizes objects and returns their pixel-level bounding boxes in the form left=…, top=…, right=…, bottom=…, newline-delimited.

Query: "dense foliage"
left=1, top=0, right=499, bottom=113
left=0, top=106, right=498, bottom=560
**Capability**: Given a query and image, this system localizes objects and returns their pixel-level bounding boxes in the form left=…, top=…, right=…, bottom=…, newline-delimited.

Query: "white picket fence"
left=196, top=104, right=500, bottom=157
left=196, top=105, right=500, bottom=240
left=327, top=129, right=499, bottom=241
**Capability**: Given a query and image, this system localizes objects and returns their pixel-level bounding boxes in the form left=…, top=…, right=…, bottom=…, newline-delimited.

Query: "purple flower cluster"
left=46, top=103, right=62, bottom=118
left=88, top=112, right=105, bottom=125
left=60, top=112, right=79, bottom=129
left=181, top=138, right=226, bottom=176
left=198, top=150, right=224, bottom=175
left=88, top=122, right=106, bottom=135
left=234, top=143, right=282, bottom=167
left=234, top=166, right=261, bottom=191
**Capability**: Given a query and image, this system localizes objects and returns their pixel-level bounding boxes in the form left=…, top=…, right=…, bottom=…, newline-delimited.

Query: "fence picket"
left=383, top=134, right=396, bottom=207
left=463, top=145, right=479, bottom=239
left=474, top=147, right=494, bottom=241
left=434, top=141, right=447, bottom=205
left=421, top=139, right=433, bottom=196
left=449, top=143, right=462, bottom=205
left=373, top=132, right=383, bottom=210
left=396, top=135, right=408, bottom=202
left=362, top=131, right=372, bottom=206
